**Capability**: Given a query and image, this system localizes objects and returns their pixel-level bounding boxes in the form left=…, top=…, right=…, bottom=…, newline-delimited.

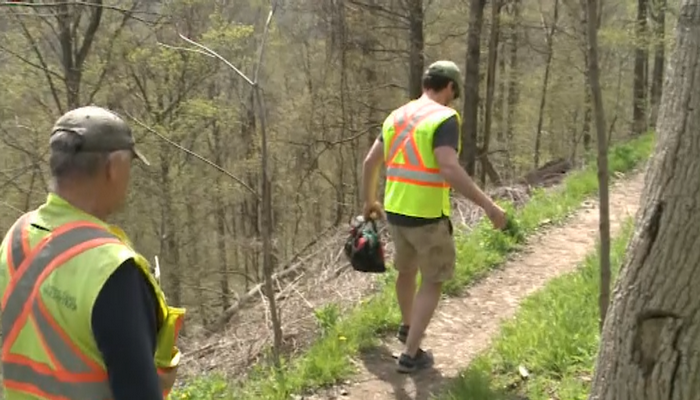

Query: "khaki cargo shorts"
left=388, top=218, right=456, bottom=283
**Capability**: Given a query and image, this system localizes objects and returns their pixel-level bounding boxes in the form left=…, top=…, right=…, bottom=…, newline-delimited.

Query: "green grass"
left=439, top=218, right=635, bottom=400
left=171, top=133, right=653, bottom=400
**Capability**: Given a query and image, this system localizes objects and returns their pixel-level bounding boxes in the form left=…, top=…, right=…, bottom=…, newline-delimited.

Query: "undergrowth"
left=171, top=133, right=653, bottom=400
left=439, top=218, right=635, bottom=400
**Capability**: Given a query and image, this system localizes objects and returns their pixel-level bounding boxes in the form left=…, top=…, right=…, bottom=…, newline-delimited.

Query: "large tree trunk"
left=533, top=0, right=560, bottom=168
left=461, top=0, right=486, bottom=175
left=588, top=2, right=700, bottom=398
left=505, top=0, right=521, bottom=176
left=406, top=0, right=425, bottom=100
left=480, top=0, right=502, bottom=185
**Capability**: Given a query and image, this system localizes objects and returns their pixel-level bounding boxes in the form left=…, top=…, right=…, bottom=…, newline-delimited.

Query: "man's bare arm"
left=362, top=138, right=384, bottom=204
left=434, top=146, right=496, bottom=212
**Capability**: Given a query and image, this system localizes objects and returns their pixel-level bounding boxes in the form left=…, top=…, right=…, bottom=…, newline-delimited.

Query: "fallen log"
left=521, top=158, right=572, bottom=186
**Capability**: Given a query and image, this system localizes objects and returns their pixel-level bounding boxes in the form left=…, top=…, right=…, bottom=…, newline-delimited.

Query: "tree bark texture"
left=461, top=0, right=486, bottom=175
left=480, top=0, right=502, bottom=185
left=589, top=2, right=700, bottom=398
left=407, top=0, right=425, bottom=100
left=534, top=0, right=560, bottom=169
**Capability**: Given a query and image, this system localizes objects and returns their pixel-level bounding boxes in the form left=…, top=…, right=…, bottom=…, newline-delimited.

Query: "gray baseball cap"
left=50, top=106, right=149, bottom=165
left=424, top=60, right=463, bottom=99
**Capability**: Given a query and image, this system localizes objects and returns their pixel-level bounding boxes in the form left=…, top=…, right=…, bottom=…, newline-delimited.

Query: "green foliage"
left=0, top=0, right=659, bottom=343
left=314, top=303, right=341, bottom=337
left=169, top=133, right=653, bottom=400
left=503, top=212, right=526, bottom=244
left=172, top=374, right=231, bottom=400
left=440, top=219, right=635, bottom=400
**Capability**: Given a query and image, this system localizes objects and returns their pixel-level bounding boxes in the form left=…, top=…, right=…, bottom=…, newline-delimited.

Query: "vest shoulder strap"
left=2, top=219, right=120, bottom=400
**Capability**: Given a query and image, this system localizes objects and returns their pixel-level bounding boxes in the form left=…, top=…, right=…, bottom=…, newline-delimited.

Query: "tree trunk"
left=576, top=0, right=593, bottom=155
left=158, top=143, right=182, bottom=306
left=254, top=27, right=283, bottom=365
left=407, top=0, right=425, bottom=100
left=480, top=0, right=502, bottom=185
left=583, top=0, right=611, bottom=331
left=533, top=0, right=560, bottom=168
left=336, top=4, right=349, bottom=227
left=186, top=200, right=207, bottom=325
left=211, top=121, right=232, bottom=311
left=649, top=0, right=667, bottom=129
left=505, top=0, right=521, bottom=176
left=589, top=2, right=700, bottom=398
left=461, top=0, right=487, bottom=175
left=496, top=42, right=506, bottom=144
left=632, top=0, right=649, bottom=136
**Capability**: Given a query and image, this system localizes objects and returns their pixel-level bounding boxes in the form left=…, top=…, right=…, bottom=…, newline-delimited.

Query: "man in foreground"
left=361, top=61, right=507, bottom=373
left=0, top=106, right=185, bottom=399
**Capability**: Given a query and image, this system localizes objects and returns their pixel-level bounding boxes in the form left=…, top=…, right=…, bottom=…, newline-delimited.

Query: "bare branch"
left=0, top=200, right=24, bottom=215
left=0, top=1, right=158, bottom=24
left=157, top=42, right=214, bottom=58
left=177, top=34, right=255, bottom=87
left=126, top=114, right=260, bottom=200
left=74, top=0, right=102, bottom=67
left=0, top=1, right=157, bottom=15
left=347, top=0, right=408, bottom=23
left=253, top=3, right=278, bottom=84
left=88, top=1, right=141, bottom=103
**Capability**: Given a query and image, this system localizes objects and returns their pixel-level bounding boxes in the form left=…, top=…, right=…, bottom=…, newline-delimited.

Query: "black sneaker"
left=396, top=349, right=434, bottom=373
left=397, top=324, right=409, bottom=344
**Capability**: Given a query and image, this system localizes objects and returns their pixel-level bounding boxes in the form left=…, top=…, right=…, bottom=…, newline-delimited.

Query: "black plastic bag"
left=343, top=216, right=386, bottom=273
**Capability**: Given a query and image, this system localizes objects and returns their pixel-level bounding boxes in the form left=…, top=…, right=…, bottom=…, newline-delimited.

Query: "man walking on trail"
left=361, top=61, right=507, bottom=373
left=0, top=106, right=185, bottom=399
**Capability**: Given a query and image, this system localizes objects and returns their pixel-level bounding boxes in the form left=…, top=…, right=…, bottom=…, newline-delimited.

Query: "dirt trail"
left=311, top=172, right=646, bottom=400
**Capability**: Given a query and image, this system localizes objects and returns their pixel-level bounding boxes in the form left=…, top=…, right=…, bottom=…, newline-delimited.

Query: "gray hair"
left=49, top=130, right=110, bottom=181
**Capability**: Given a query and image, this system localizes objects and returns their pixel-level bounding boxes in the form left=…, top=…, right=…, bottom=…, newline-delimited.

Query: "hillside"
left=0, top=0, right=669, bottom=396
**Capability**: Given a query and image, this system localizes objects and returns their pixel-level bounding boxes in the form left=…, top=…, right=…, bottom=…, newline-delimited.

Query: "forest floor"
left=307, top=171, right=645, bottom=400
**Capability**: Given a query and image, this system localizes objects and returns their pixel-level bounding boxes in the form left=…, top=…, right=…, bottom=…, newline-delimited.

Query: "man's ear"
left=104, top=151, right=126, bottom=181
left=103, top=154, right=116, bottom=181
left=449, top=81, right=459, bottom=99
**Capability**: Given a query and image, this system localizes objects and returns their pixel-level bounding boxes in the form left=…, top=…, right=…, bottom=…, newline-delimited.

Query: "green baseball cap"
left=50, top=106, right=149, bottom=166
left=424, top=60, right=463, bottom=99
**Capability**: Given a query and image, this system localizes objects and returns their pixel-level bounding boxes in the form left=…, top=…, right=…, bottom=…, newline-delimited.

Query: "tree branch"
left=177, top=34, right=255, bottom=87
left=126, top=114, right=260, bottom=200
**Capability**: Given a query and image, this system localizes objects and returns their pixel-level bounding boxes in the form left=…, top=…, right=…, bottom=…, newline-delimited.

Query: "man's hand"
left=434, top=146, right=507, bottom=230
left=485, top=203, right=507, bottom=230
left=159, top=366, right=178, bottom=393
left=363, top=201, right=385, bottom=221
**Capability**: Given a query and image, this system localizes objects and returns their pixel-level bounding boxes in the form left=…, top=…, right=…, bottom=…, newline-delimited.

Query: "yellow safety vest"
left=0, top=194, right=185, bottom=399
left=382, top=97, right=462, bottom=218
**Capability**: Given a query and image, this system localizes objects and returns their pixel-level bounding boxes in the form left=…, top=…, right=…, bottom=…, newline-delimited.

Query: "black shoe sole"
left=396, top=350, right=435, bottom=373
left=396, top=358, right=434, bottom=373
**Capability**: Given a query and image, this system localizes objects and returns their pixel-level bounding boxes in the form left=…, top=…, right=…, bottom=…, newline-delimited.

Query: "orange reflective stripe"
left=387, top=101, right=443, bottom=165
left=174, top=314, right=184, bottom=339
left=386, top=100, right=449, bottom=187
left=5, top=364, right=111, bottom=400
left=387, top=100, right=438, bottom=163
left=2, top=220, right=120, bottom=400
left=386, top=168, right=450, bottom=188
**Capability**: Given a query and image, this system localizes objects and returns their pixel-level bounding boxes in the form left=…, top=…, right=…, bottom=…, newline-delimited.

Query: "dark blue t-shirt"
left=92, top=260, right=163, bottom=399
